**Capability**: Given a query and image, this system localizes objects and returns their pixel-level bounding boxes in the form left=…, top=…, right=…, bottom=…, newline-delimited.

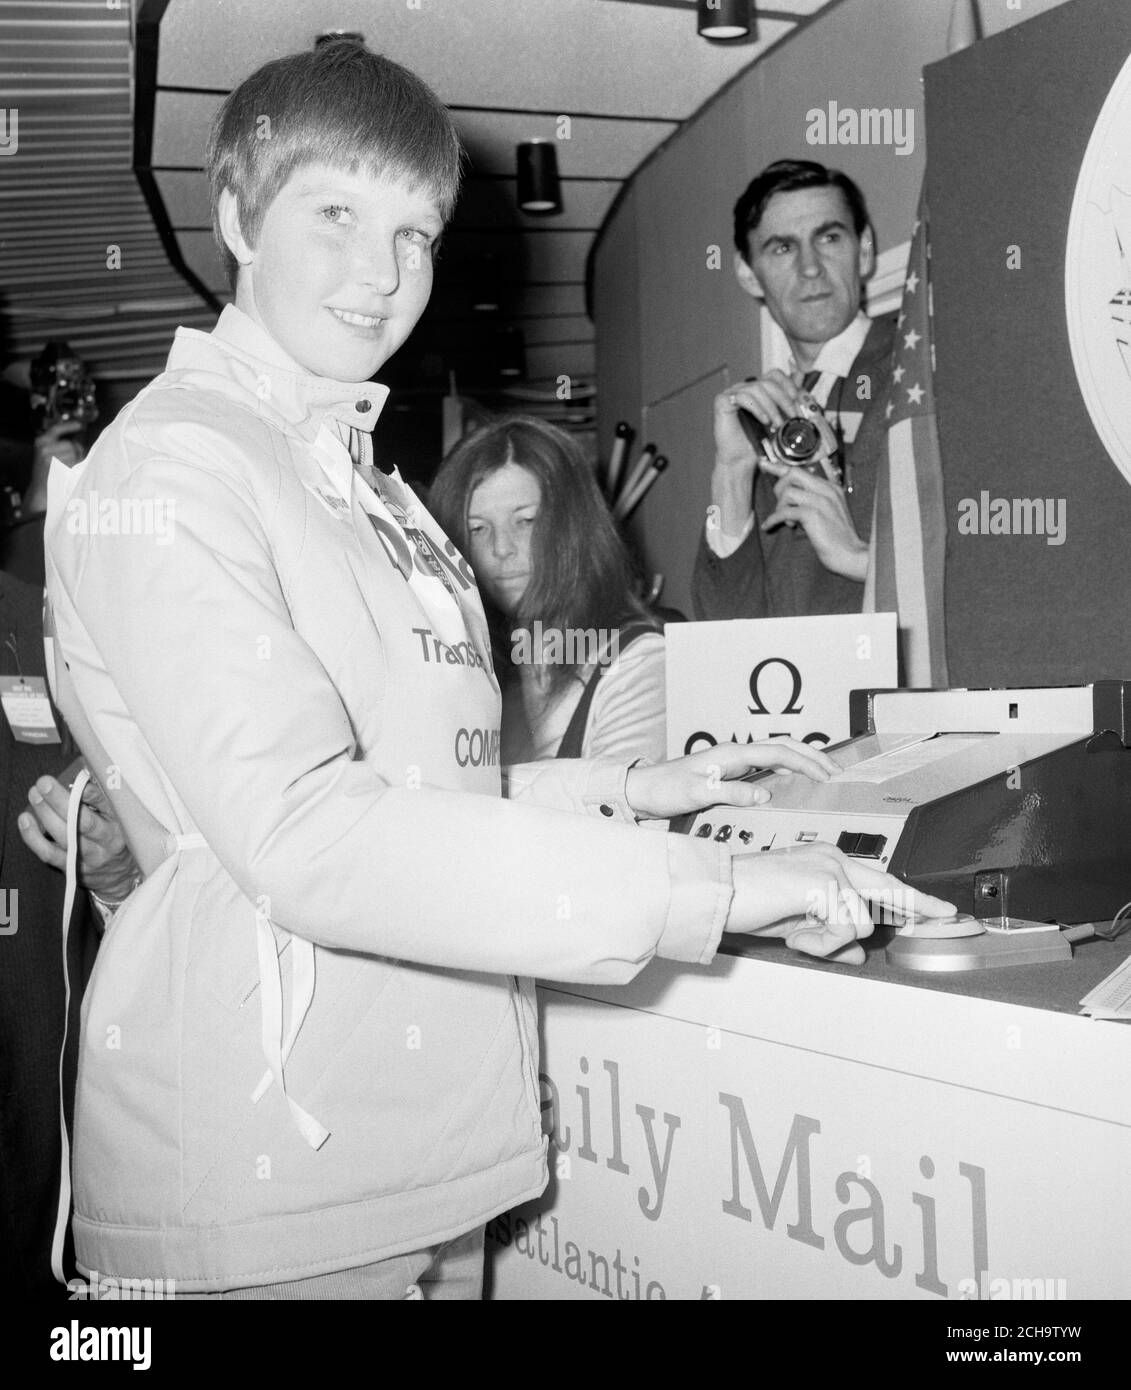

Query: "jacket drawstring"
left=250, top=918, right=328, bottom=1150
left=170, top=834, right=328, bottom=1149
left=50, top=767, right=91, bottom=1285
left=174, top=832, right=329, bottom=1150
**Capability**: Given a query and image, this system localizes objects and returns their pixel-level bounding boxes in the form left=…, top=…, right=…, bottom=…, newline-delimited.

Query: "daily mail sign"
left=487, top=963, right=1131, bottom=1300
left=665, top=613, right=899, bottom=759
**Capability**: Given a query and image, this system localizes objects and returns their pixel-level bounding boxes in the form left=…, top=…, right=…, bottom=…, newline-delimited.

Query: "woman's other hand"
left=624, top=738, right=837, bottom=820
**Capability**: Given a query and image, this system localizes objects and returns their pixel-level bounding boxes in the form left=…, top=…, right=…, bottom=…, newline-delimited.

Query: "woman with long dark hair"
left=431, top=414, right=665, bottom=765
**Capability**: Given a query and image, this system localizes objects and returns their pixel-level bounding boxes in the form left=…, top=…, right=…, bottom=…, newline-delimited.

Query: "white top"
left=503, top=630, right=668, bottom=766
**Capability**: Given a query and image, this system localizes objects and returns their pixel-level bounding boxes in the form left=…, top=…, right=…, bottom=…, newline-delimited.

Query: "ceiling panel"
left=155, top=0, right=783, bottom=118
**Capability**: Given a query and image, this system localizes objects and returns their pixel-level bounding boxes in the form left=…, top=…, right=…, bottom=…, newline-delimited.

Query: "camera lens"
left=774, top=417, right=821, bottom=462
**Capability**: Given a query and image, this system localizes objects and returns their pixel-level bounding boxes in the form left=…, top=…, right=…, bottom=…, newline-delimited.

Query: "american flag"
left=864, top=184, right=951, bottom=687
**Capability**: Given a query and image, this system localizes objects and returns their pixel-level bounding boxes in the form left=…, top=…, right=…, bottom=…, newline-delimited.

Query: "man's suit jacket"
left=692, top=312, right=897, bottom=620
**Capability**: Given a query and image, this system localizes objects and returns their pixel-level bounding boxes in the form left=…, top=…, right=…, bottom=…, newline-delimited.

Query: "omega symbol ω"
left=747, top=657, right=804, bottom=716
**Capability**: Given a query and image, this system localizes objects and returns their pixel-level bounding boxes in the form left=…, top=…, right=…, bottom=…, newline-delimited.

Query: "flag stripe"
left=863, top=501, right=878, bottom=610
left=869, top=443, right=897, bottom=614
left=912, top=413, right=949, bottom=682
left=889, top=419, right=930, bottom=683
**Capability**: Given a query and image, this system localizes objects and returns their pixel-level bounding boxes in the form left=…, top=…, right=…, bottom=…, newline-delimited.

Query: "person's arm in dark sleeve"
left=691, top=378, right=783, bottom=621
left=691, top=512, right=770, bottom=620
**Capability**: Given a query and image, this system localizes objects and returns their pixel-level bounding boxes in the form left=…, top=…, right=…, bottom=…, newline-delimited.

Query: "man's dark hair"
left=733, top=159, right=869, bottom=262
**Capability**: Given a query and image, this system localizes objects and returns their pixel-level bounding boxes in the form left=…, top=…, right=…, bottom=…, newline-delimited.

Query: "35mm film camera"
left=737, top=390, right=841, bottom=484
left=29, top=340, right=98, bottom=431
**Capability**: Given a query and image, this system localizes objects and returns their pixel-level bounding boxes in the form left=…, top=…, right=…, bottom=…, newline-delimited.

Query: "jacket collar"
left=166, top=304, right=391, bottom=441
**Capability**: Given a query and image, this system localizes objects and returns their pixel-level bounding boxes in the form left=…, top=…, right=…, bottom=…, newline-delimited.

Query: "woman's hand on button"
left=728, top=846, right=956, bottom=965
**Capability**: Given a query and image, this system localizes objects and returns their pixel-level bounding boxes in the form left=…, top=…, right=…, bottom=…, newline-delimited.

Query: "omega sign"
left=683, top=656, right=830, bottom=755
left=664, top=615, right=899, bottom=762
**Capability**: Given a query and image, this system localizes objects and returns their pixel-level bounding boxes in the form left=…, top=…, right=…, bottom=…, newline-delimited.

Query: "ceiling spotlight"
left=697, top=0, right=753, bottom=41
left=516, top=140, right=562, bottom=214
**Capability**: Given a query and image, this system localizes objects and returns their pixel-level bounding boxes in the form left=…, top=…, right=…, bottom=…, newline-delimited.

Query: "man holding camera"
left=691, top=159, right=896, bottom=620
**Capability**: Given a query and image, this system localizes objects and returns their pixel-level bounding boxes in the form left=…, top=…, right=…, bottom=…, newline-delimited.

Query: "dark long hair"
left=430, top=414, right=652, bottom=695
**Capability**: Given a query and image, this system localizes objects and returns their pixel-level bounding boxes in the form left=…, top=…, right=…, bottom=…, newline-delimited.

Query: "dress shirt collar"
left=794, top=309, right=872, bottom=380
